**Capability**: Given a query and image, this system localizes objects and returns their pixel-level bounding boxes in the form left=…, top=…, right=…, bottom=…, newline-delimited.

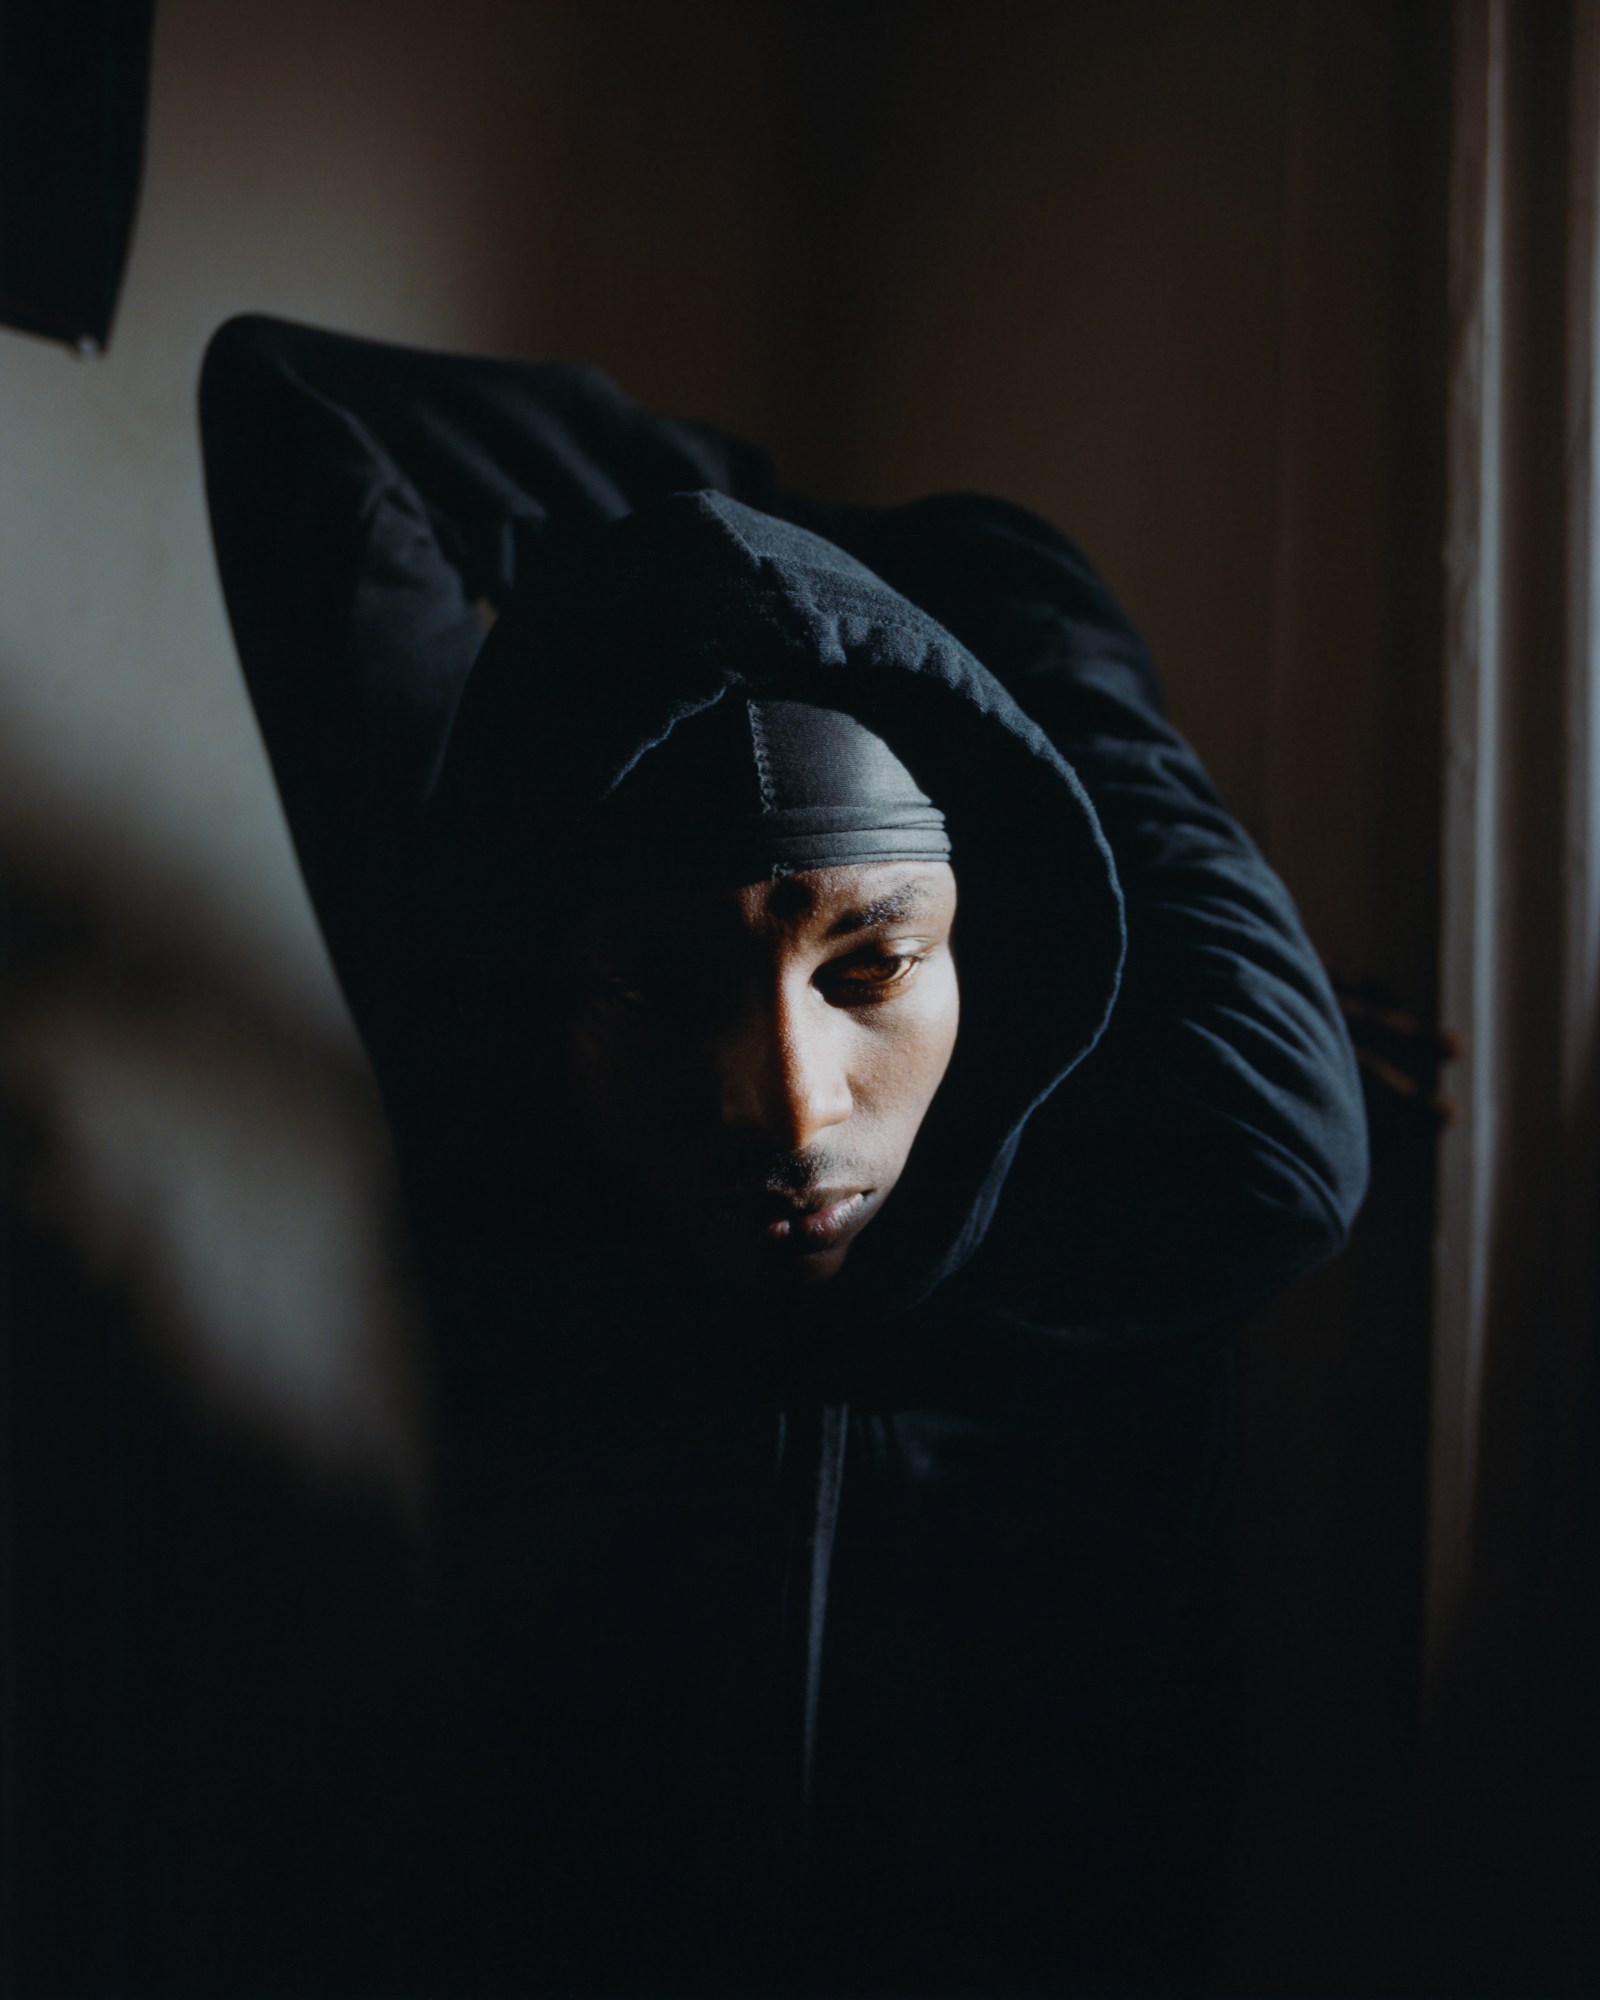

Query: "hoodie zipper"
left=773, top=1399, right=850, bottom=1943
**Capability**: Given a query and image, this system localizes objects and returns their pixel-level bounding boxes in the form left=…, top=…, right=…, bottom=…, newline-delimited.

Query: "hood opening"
left=407, top=490, right=1124, bottom=1327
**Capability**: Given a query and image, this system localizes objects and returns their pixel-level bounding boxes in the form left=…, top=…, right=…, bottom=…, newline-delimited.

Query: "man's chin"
left=774, top=1238, right=854, bottom=1286
left=687, top=1229, right=856, bottom=1293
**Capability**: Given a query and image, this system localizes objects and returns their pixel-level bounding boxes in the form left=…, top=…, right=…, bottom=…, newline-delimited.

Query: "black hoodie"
left=197, top=315, right=1367, bottom=1998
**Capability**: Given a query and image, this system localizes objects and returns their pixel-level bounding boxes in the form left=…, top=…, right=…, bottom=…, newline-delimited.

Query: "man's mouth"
left=716, top=1186, right=877, bottom=1252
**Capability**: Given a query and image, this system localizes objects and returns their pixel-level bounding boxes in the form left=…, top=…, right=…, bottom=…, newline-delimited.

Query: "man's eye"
left=824, top=951, right=926, bottom=998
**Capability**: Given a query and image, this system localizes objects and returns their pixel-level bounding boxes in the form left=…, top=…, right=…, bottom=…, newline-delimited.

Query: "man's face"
left=566, top=860, right=959, bottom=1287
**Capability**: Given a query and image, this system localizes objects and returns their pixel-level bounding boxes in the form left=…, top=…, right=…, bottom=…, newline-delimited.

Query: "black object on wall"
left=0, top=0, right=157, bottom=354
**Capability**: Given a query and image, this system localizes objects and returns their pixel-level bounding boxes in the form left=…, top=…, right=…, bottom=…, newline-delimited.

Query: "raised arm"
left=199, top=314, right=776, bottom=1025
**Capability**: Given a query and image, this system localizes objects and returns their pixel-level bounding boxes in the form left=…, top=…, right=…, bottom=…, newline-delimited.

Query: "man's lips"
left=716, top=1187, right=877, bottom=1251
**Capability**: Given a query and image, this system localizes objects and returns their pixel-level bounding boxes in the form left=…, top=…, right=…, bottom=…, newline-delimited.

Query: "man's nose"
left=716, top=984, right=854, bottom=1150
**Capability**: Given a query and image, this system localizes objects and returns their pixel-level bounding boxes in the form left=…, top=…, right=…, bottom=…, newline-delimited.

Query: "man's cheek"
left=573, top=1040, right=705, bottom=1175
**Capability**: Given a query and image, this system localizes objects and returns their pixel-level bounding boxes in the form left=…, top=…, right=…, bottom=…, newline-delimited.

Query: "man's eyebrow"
left=826, top=883, right=936, bottom=937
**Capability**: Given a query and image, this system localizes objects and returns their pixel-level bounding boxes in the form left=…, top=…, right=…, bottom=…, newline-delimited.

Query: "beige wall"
left=3, top=1, right=570, bottom=1016
left=1, top=0, right=582, bottom=1500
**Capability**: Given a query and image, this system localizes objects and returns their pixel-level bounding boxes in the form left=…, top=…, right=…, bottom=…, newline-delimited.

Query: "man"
left=196, top=315, right=1366, bottom=1997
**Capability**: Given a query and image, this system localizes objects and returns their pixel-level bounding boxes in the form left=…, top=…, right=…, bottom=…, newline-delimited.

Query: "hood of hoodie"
left=406, top=489, right=1124, bottom=1366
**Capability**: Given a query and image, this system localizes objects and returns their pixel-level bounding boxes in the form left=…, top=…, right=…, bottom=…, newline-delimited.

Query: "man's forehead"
left=751, top=864, right=954, bottom=934
left=582, top=860, right=956, bottom=948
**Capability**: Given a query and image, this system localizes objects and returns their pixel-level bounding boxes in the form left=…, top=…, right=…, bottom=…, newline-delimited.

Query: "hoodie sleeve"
left=198, top=315, right=775, bottom=1016
left=827, top=491, right=1369, bottom=1344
